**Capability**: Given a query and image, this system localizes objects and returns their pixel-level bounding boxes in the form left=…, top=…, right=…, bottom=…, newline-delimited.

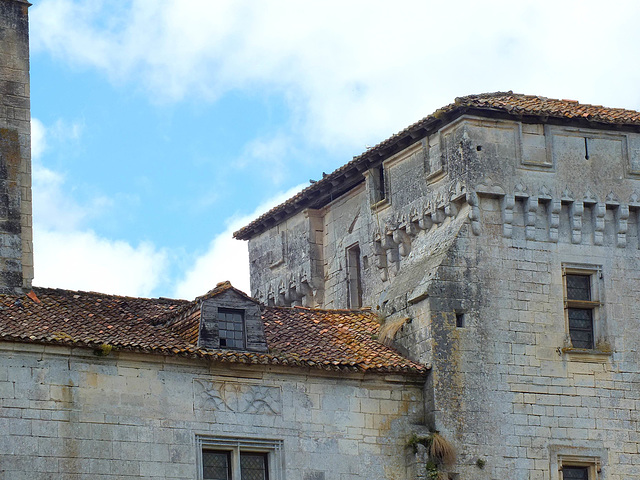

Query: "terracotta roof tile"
left=234, top=91, right=640, bottom=240
left=0, top=287, right=426, bottom=376
left=262, top=306, right=423, bottom=373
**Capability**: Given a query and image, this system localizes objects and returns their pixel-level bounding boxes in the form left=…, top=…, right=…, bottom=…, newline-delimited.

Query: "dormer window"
left=195, top=282, right=268, bottom=353
left=218, top=308, right=245, bottom=349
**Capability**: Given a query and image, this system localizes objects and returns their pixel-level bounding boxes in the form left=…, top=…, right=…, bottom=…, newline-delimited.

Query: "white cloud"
left=33, top=228, right=168, bottom=298
left=31, top=116, right=168, bottom=297
left=49, top=118, right=84, bottom=142
left=31, top=1, right=640, bottom=154
left=31, top=118, right=47, bottom=159
left=236, top=133, right=295, bottom=185
left=173, top=184, right=307, bottom=300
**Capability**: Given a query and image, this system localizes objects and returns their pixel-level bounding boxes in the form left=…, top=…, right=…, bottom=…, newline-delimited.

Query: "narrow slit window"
left=346, top=244, right=363, bottom=308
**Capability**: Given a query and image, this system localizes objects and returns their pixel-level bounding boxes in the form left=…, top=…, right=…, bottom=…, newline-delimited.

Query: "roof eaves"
left=234, top=92, right=640, bottom=240
left=233, top=114, right=451, bottom=240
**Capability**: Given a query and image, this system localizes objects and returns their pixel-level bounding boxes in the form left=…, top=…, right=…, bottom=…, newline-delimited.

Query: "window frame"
left=562, top=265, right=603, bottom=351
left=558, top=455, right=601, bottom=480
left=196, top=435, right=284, bottom=480
left=367, top=164, right=389, bottom=208
left=217, top=308, right=246, bottom=350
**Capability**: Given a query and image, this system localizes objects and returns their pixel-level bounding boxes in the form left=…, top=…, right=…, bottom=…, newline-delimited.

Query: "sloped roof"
left=193, top=280, right=258, bottom=304
left=234, top=91, right=640, bottom=240
left=0, top=287, right=426, bottom=375
left=263, top=306, right=417, bottom=372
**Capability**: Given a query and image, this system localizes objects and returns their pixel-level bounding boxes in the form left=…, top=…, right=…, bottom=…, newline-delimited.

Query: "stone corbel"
left=381, top=230, right=400, bottom=269
left=409, top=208, right=423, bottom=232
left=524, top=197, right=537, bottom=241
left=570, top=201, right=583, bottom=244
left=418, top=207, right=434, bottom=231
left=502, top=194, right=515, bottom=238
left=373, top=238, right=389, bottom=282
left=446, top=188, right=466, bottom=218
left=393, top=227, right=412, bottom=257
left=405, top=217, right=420, bottom=237
left=298, top=281, right=313, bottom=307
left=277, top=280, right=287, bottom=306
left=285, top=277, right=304, bottom=306
left=548, top=200, right=561, bottom=243
left=267, top=284, right=276, bottom=307
left=466, top=191, right=481, bottom=235
left=616, top=205, right=629, bottom=248
left=594, top=202, right=606, bottom=245
left=253, top=288, right=264, bottom=304
left=431, top=208, right=446, bottom=225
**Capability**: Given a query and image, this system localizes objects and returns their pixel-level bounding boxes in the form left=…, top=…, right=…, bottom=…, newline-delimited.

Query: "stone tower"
left=0, top=0, right=33, bottom=292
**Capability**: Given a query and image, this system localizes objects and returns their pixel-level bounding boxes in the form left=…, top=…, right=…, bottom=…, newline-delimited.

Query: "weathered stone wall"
left=0, top=343, right=424, bottom=480
left=249, top=116, right=640, bottom=312
left=248, top=209, right=324, bottom=307
left=0, top=0, right=33, bottom=292
left=383, top=118, right=640, bottom=478
left=248, top=114, right=640, bottom=478
left=422, top=202, right=640, bottom=479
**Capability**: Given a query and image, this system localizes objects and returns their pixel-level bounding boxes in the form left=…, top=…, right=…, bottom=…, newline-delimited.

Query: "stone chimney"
left=0, top=0, right=33, bottom=293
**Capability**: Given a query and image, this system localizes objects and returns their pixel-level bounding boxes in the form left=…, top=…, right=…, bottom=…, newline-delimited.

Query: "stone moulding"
left=194, top=378, right=282, bottom=415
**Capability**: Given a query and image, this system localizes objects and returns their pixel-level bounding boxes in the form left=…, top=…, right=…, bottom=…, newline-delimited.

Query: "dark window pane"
left=568, top=308, right=594, bottom=349
left=563, top=466, right=589, bottom=479
left=218, top=308, right=245, bottom=349
left=203, top=451, right=230, bottom=480
left=241, top=453, right=268, bottom=480
left=566, top=275, right=591, bottom=301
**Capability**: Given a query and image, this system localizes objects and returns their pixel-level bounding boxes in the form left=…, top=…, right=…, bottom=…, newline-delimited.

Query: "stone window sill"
left=560, top=347, right=612, bottom=363
left=371, top=198, right=390, bottom=212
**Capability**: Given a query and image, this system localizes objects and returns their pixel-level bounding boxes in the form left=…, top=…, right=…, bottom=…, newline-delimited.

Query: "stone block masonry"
left=0, top=0, right=33, bottom=292
left=0, top=344, right=425, bottom=479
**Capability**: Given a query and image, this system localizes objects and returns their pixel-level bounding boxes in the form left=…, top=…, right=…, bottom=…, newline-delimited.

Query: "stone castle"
left=234, top=71, right=640, bottom=480
left=1, top=1, right=639, bottom=479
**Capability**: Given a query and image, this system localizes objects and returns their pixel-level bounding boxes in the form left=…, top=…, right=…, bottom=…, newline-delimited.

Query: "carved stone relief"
left=194, top=379, right=282, bottom=415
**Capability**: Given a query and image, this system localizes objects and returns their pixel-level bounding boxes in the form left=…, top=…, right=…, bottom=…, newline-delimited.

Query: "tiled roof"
left=0, top=287, right=426, bottom=375
left=234, top=91, right=640, bottom=240
left=263, top=306, right=423, bottom=373
left=0, top=287, right=197, bottom=355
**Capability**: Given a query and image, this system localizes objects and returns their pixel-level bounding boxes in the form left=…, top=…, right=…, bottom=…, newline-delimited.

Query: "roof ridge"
left=31, top=286, right=190, bottom=303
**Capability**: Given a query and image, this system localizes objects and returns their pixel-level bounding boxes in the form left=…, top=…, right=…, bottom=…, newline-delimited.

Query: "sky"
left=27, top=0, right=640, bottom=300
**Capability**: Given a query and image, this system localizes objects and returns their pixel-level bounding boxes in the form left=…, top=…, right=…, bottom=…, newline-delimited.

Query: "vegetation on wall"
left=408, top=431, right=456, bottom=479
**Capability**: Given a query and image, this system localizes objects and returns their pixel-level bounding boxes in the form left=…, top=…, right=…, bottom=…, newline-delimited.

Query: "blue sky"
left=28, top=0, right=640, bottom=299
